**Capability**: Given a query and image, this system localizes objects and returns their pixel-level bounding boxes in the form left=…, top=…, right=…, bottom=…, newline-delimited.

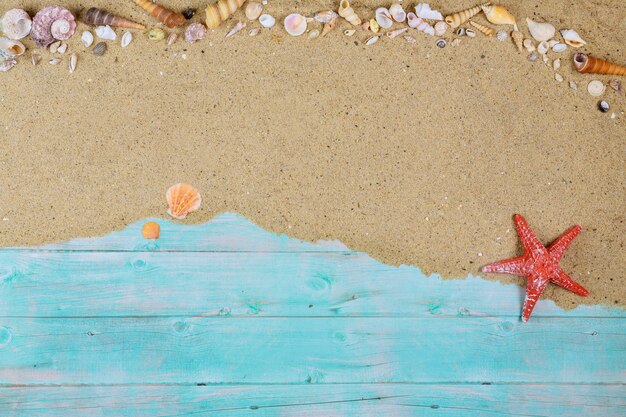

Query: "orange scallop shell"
left=166, top=183, right=201, bottom=219
left=142, top=221, right=161, bottom=240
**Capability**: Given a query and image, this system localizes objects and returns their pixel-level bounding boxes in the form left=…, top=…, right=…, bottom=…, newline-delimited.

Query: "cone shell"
left=31, top=6, right=76, bottom=48
left=83, top=8, right=145, bottom=30
left=338, top=0, right=361, bottom=26
left=511, top=30, right=523, bottom=52
left=0, top=9, right=32, bottom=40
left=166, top=183, right=202, bottom=219
left=205, top=0, right=246, bottom=29
left=481, top=4, right=516, bottom=26
left=444, top=5, right=481, bottom=29
left=573, top=53, right=626, bottom=76
left=142, top=221, right=161, bottom=240
left=470, top=20, right=495, bottom=37
left=133, top=0, right=184, bottom=28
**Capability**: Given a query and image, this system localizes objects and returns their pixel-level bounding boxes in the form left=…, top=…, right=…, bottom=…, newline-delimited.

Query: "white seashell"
left=587, top=80, right=605, bottom=97
left=548, top=39, right=558, bottom=47
left=365, top=35, right=379, bottom=45
left=0, top=59, right=16, bottom=72
left=308, top=29, right=320, bottom=39
left=49, top=57, right=61, bottom=65
left=375, top=8, right=393, bottom=29
left=249, top=28, right=260, bottom=36
left=51, top=20, right=72, bottom=40
left=465, top=28, right=476, bottom=38
left=344, top=29, right=356, bottom=36
left=245, top=2, right=263, bottom=21
left=451, top=38, right=461, bottom=46
left=314, top=10, right=338, bottom=24
left=404, top=35, right=416, bottom=44
left=226, top=21, right=246, bottom=37
left=81, top=31, right=94, bottom=47
left=414, top=3, right=443, bottom=21
left=49, top=40, right=61, bottom=53
left=386, top=27, right=408, bottom=38
left=407, top=12, right=419, bottom=28
left=69, top=52, right=76, bottom=73
left=0, top=9, right=32, bottom=40
left=434, top=21, right=448, bottom=36
left=560, top=29, right=586, bottom=48
left=552, top=43, right=566, bottom=53
left=496, top=30, right=508, bottom=42
left=525, top=18, right=555, bottom=42
left=537, top=41, right=549, bottom=55
left=389, top=4, right=406, bottom=23
left=569, top=81, right=577, bottom=90
left=553, top=58, right=561, bottom=71
left=456, top=27, right=465, bottom=36
left=523, top=38, right=534, bottom=52
left=0, top=37, right=26, bottom=60
left=95, top=25, right=116, bottom=41
left=554, top=73, right=563, bottom=82
left=283, top=13, right=307, bottom=36
left=259, top=14, right=275, bottom=28
left=121, top=32, right=132, bottom=47
left=57, top=43, right=67, bottom=54
left=31, top=52, right=41, bottom=65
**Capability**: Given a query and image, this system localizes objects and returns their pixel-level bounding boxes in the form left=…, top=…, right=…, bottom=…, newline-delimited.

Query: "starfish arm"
left=548, top=225, right=582, bottom=262
left=514, top=214, right=547, bottom=257
left=551, top=267, right=589, bottom=297
left=522, top=274, right=550, bottom=323
left=482, top=256, right=527, bottom=275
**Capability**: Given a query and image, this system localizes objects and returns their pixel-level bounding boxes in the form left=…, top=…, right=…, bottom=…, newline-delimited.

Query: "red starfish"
left=482, top=214, right=589, bottom=322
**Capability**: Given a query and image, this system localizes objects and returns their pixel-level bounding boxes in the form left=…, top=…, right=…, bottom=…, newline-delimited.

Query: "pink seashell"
left=1, top=9, right=32, bottom=40
left=31, top=6, right=76, bottom=47
left=184, top=22, right=207, bottom=44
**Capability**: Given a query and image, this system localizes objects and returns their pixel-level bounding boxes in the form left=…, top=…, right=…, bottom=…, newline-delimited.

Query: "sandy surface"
left=0, top=1, right=624, bottom=309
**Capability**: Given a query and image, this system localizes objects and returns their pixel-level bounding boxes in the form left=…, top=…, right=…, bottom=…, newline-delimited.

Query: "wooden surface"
left=0, top=214, right=624, bottom=416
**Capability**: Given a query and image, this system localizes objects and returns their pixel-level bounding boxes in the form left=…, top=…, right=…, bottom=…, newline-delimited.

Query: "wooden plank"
left=0, top=317, right=623, bottom=385
left=1, top=384, right=624, bottom=417
left=0, top=251, right=619, bottom=318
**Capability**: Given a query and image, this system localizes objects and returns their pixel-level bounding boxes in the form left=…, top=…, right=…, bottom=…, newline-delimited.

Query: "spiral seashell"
left=573, top=53, right=626, bottom=76
left=205, top=0, right=246, bottom=29
left=408, top=14, right=435, bottom=36
left=0, top=37, right=26, bottom=60
left=141, top=222, right=160, bottom=240
left=166, top=183, right=202, bottom=219
left=469, top=21, right=495, bottom=37
left=84, top=8, right=145, bottom=30
left=31, top=6, right=76, bottom=48
left=245, top=2, right=263, bottom=21
left=481, top=4, right=516, bottom=29
left=338, top=0, right=361, bottom=26
left=0, top=9, right=32, bottom=40
left=444, top=5, right=482, bottom=29
left=134, top=0, right=184, bottom=28
left=284, top=13, right=307, bottom=36
left=511, top=30, right=523, bottom=52
left=185, top=23, right=207, bottom=43
left=434, top=21, right=448, bottom=36
left=386, top=27, right=408, bottom=38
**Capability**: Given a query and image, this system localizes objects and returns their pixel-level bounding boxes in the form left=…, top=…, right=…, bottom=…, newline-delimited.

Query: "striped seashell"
left=444, top=5, right=483, bottom=29
left=31, top=6, right=76, bottom=48
left=338, top=0, right=361, bottom=26
left=133, top=0, right=185, bottom=28
left=166, top=183, right=202, bottom=219
left=205, top=0, right=246, bottom=29
left=84, top=8, right=145, bottom=30
left=481, top=4, right=516, bottom=28
left=408, top=14, right=435, bottom=36
left=92, top=41, right=107, bottom=56
left=573, top=53, right=626, bottom=76
left=469, top=20, right=495, bottom=37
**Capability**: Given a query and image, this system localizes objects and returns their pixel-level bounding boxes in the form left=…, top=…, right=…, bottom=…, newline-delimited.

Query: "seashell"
left=523, top=38, right=534, bottom=52
left=0, top=58, right=16, bottom=72
left=481, top=4, right=517, bottom=29
left=409, top=15, right=435, bottom=36
left=205, top=0, right=246, bottom=29
left=404, top=35, right=416, bottom=44
left=553, top=58, right=561, bottom=71
left=569, top=81, right=576, bottom=89
left=455, top=27, right=465, bottom=36
left=587, top=80, right=605, bottom=97
left=225, top=21, right=245, bottom=37
left=49, top=40, right=61, bottom=53
left=547, top=39, right=558, bottom=47
left=469, top=21, right=494, bottom=37
left=166, top=183, right=201, bottom=219
left=407, top=12, right=419, bottom=28
left=598, top=100, right=609, bottom=113
left=361, top=21, right=370, bottom=31
left=133, top=0, right=184, bottom=28
left=245, top=2, right=263, bottom=21
left=0, top=9, right=32, bottom=40
left=415, top=3, right=443, bottom=20
left=444, top=5, right=481, bottom=29
left=48, top=57, right=61, bottom=65
left=0, top=37, right=26, bottom=60
left=92, top=41, right=107, bottom=56
left=148, top=28, right=166, bottom=41
left=574, top=53, right=626, bottom=76
left=525, top=18, right=555, bottom=42
left=167, top=32, right=178, bottom=45
left=369, top=18, right=380, bottom=34
left=537, top=41, right=549, bottom=55
left=375, top=8, right=393, bottom=29
left=321, top=18, right=338, bottom=36
left=435, top=38, right=446, bottom=48
left=338, top=0, right=361, bottom=26
left=365, top=35, right=379, bottom=46
left=560, top=29, right=586, bottom=48
left=465, top=28, right=476, bottom=38
left=554, top=73, right=563, bottom=82
left=284, top=13, right=307, bottom=36
left=527, top=52, right=539, bottom=62
left=344, top=29, right=356, bottom=36
left=121, top=32, right=133, bottom=47
left=389, top=3, right=406, bottom=23
left=69, top=52, right=76, bottom=73
left=81, top=31, right=94, bottom=47
left=83, top=8, right=145, bottom=30
left=183, top=8, right=196, bottom=20
left=609, top=79, right=623, bottom=95
left=248, top=28, right=260, bottom=37
left=141, top=221, right=160, bottom=240
left=542, top=53, right=548, bottom=64
left=451, top=38, right=461, bottom=46
left=434, top=21, right=448, bottom=36
left=259, top=14, right=276, bottom=28
left=185, top=22, right=208, bottom=42
left=31, top=6, right=76, bottom=48
left=95, top=25, right=117, bottom=41
left=57, top=43, right=67, bottom=54
left=552, top=43, right=566, bottom=53
left=386, top=27, right=408, bottom=39
left=31, top=52, right=41, bottom=65
left=308, top=29, right=320, bottom=39
left=314, top=10, right=338, bottom=24
left=496, top=30, right=507, bottom=42
left=511, top=30, right=523, bottom=52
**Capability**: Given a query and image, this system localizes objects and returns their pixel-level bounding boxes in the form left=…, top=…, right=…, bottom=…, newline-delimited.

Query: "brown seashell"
left=511, top=30, right=523, bottom=53
left=205, top=0, right=246, bottom=30
left=166, top=183, right=202, bottom=219
left=469, top=20, right=495, bottom=37
left=573, top=53, right=626, bottom=76
left=321, top=17, right=338, bottom=37
left=92, top=41, right=107, bottom=56
left=481, top=4, right=516, bottom=29
left=338, top=0, right=361, bottom=26
left=444, top=5, right=483, bottom=29
left=141, top=221, right=161, bottom=240
left=133, top=0, right=185, bottom=28
left=83, top=8, right=145, bottom=30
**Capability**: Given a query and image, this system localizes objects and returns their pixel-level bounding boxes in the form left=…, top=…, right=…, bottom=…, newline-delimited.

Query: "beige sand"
left=1, top=1, right=624, bottom=309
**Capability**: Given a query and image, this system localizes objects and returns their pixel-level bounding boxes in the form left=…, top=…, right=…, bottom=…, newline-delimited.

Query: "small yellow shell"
left=148, top=27, right=165, bottom=41
left=369, top=18, right=380, bottom=33
left=481, top=4, right=516, bottom=27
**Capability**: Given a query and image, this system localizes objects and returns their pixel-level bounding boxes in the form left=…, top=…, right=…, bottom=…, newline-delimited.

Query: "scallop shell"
left=375, top=8, right=393, bottom=29
left=83, top=8, right=145, bottom=30
left=134, top=0, right=185, bottom=28
left=0, top=9, right=32, bottom=40
left=415, top=3, right=443, bottom=20
left=284, top=13, right=307, bottom=36
left=552, top=43, right=566, bottom=53
left=386, top=27, right=408, bottom=38
left=560, top=29, right=586, bottom=48
left=81, top=31, right=94, bottom=47
left=573, top=53, right=626, bottom=76
left=141, top=221, right=161, bottom=240
left=365, top=35, right=379, bottom=46
left=314, top=10, right=338, bottom=24
left=121, top=32, right=133, bottom=47
left=95, top=25, right=117, bottom=41
left=205, top=0, right=245, bottom=29
left=259, top=14, right=276, bottom=28
left=185, top=23, right=207, bottom=43
left=0, top=58, right=16, bottom=72
left=525, top=18, right=555, bottom=42
left=481, top=4, right=516, bottom=28
left=444, top=5, right=481, bottom=29
left=434, top=21, right=448, bottom=36
left=92, top=41, right=107, bottom=56
left=0, top=37, right=26, bottom=60
left=587, top=80, right=605, bottom=97
left=245, top=2, right=263, bottom=21
left=469, top=21, right=494, bottom=37
left=31, top=6, right=76, bottom=48
left=389, top=3, right=406, bottom=23
left=166, top=183, right=202, bottom=219
left=338, top=0, right=361, bottom=26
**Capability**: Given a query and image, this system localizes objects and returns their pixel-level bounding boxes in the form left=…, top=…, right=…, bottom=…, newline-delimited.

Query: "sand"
left=0, top=0, right=624, bottom=309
